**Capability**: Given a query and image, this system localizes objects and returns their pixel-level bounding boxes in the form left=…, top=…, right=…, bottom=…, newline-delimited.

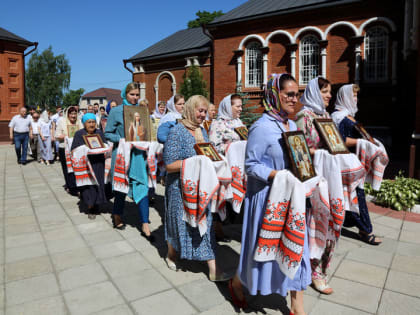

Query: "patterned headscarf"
left=263, top=73, right=290, bottom=123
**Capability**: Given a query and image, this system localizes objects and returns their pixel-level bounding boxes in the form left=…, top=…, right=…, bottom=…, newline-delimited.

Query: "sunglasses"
left=284, top=92, right=300, bottom=99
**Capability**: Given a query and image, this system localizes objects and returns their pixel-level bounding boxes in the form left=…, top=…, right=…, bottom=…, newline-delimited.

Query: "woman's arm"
left=345, top=137, right=358, bottom=147
left=166, top=160, right=182, bottom=173
left=104, top=111, right=121, bottom=143
left=39, top=126, right=45, bottom=141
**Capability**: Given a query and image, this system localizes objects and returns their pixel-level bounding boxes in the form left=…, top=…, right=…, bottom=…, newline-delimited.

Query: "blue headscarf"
left=106, top=101, right=112, bottom=114
left=82, top=113, right=96, bottom=124
left=121, top=83, right=137, bottom=106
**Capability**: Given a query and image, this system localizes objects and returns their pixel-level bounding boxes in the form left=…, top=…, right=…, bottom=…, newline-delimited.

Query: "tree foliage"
left=187, top=10, right=224, bottom=28
left=25, top=46, right=71, bottom=110
left=239, top=91, right=262, bottom=128
left=62, top=88, right=85, bottom=107
left=180, top=65, right=208, bottom=100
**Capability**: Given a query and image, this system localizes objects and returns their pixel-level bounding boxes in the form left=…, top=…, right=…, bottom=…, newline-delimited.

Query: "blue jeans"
left=14, top=132, right=29, bottom=163
left=113, top=191, right=149, bottom=223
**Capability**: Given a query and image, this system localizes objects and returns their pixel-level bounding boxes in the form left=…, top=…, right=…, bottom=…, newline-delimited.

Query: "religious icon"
left=234, top=126, right=248, bottom=140
left=150, top=117, right=160, bottom=142
left=123, top=105, right=151, bottom=142
left=354, top=122, right=375, bottom=144
left=83, top=134, right=105, bottom=149
left=203, top=120, right=211, bottom=133
left=194, top=143, right=222, bottom=162
left=283, top=131, right=316, bottom=181
left=67, top=125, right=78, bottom=138
left=314, top=118, right=349, bottom=154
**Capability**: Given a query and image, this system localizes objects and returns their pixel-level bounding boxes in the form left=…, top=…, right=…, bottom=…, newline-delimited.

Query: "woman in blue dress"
left=229, top=74, right=310, bottom=315
left=104, top=83, right=153, bottom=241
left=163, top=95, right=229, bottom=282
left=331, top=84, right=381, bottom=245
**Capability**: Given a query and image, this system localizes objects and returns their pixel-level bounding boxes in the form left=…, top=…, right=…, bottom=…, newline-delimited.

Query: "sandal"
left=228, top=279, right=248, bottom=309
left=312, top=278, right=333, bottom=295
left=359, top=233, right=382, bottom=245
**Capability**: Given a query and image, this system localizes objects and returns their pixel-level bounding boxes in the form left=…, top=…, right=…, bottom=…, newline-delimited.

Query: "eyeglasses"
left=283, top=92, right=300, bottom=100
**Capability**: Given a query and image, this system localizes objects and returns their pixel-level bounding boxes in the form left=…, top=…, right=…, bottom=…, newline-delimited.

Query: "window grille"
left=364, top=26, right=389, bottom=82
left=245, top=42, right=262, bottom=88
left=299, top=35, right=320, bottom=85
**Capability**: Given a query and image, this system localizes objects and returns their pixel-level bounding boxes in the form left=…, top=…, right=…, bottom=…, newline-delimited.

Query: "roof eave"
left=207, top=0, right=362, bottom=28
left=126, top=46, right=210, bottom=64
left=0, top=36, right=36, bottom=47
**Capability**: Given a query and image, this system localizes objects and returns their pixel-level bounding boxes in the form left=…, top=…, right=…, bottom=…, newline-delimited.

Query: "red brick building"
left=0, top=27, right=37, bottom=141
left=125, top=0, right=418, bottom=160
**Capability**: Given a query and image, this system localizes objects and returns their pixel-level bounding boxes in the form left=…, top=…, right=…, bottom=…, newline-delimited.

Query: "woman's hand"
left=268, top=170, right=278, bottom=181
left=309, top=147, right=316, bottom=155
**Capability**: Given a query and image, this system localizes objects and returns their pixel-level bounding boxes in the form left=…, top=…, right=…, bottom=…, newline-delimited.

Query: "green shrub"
left=365, top=171, right=420, bottom=211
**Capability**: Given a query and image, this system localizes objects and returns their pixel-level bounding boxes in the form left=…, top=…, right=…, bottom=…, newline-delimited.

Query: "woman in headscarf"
left=229, top=74, right=310, bottom=315
left=104, top=83, right=153, bottom=241
left=71, top=113, right=111, bottom=219
left=157, top=94, right=185, bottom=144
left=55, top=106, right=83, bottom=195
left=209, top=94, right=244, bottom=155
left=151, top=101, right=167, bottom=120
left=38, top=110, right=54, bottom=165
left=331, top=84, right=382, bottom=246
left=106, top=100, right=118, bottom=115
left=163, top=95, right=229, bottom=281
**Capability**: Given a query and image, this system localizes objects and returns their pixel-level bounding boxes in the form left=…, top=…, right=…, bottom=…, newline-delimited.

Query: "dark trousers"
left=13, top=132, right=29, bottom=163
left=343, top=188, right=373, bottom=234
left=30, top=135, right=40, bottom=161
left=113, top=191, right=149, bottom=224
left=58, top=147, right=77, bottom=190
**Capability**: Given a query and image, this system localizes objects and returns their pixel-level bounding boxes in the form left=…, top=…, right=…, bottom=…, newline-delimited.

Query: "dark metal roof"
left=126, top=27, right=211, bottom=63
left=209, top=0, right=361, bottom=26
left=0, top=27, right=34, bottom=46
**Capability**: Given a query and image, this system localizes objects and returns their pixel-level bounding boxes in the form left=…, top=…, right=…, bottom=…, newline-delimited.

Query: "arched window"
left=245, top=42, right=262, bottom=88
left=299, top=35, right=320, bottom=85
left=364, top=26, right=389, bottom=82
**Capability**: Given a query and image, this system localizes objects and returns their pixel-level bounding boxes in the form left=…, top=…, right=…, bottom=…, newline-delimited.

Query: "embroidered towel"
left=181, top=155, right=221, bottom=236
left=225, top=140, right=247, bottom=213
left=254, top=170, right=306, bottom=280
left=147, top=141, right=164, bottom=188
left=356, top=138, right=389, bottom=191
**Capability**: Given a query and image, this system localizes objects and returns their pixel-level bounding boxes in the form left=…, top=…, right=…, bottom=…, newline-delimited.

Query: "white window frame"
left=364, top=26, right=389, bottom=82
left=299, top=35, right=320, bottom=85
left=245, top=42, right=263, bottom=88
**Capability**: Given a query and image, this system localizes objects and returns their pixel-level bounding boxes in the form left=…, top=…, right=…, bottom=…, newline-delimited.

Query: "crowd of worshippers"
left=8, top=74, right=389, bottom=315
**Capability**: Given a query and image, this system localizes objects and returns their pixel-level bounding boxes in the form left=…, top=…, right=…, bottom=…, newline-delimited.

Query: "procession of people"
left=9, top=74, right=389, bottom=315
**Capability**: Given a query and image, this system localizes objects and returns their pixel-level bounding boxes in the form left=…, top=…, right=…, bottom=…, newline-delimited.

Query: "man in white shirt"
left=30, top=111, right=41, bottom=162
left=8, top=107, right=32, bottom=165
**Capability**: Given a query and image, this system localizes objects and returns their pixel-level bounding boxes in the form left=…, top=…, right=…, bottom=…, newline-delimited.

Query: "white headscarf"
left=158, top=95, right=183, bottom=126
left=299, top=77, right=326, bottom=116
left=152, top=101, right=165, bottom=119
left=40, top=110, right=50, bottom=124
left=217, top=94, right=244, bottom=128
left=331, top=84, right=358, bottom=127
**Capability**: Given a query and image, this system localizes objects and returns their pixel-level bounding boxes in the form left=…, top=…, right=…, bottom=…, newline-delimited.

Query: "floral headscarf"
left=263, top=73, right=290, bottom=123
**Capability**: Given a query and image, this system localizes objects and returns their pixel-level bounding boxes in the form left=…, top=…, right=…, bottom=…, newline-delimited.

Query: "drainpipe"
left=123, top=59, right=133, bottom=74
left=24, top=42, right=38, bottom=57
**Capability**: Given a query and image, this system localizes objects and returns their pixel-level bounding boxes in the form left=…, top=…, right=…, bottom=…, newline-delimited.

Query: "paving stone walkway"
left=1, top=145, right=420, bottom=314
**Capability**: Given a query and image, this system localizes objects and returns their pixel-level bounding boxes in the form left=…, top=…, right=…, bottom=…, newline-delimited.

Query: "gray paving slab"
left=58, top=262, right=108, bottom=291
left=178, top=279, right=227, bottom=312
left=346, top=246, right=394, bottom=268
left=309, top=300, right=370, bottom=315
left=101, top=252, right=152, bottom=278
left=5, top=242, right=48, bottom=264
left=5, top=295, right=67, bottom=315
left=377, top=290, right=420, bottom=315
left=5, top=255, right=53, bottom=282
left=63, top=281, right=125, bottom=315
left=51, top=247, right=97, bottom=271
left=385, top=270, right=420, bottom=298
left=334, top=259, right=388, bottom=288
left=131, top=289, right=197, bottom=315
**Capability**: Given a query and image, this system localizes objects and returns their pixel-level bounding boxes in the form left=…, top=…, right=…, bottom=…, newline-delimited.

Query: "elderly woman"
left=157, top=94, right=185, bottom=144
left=71, top=113, right=111, bottom=219
left=163, top=95, right=229, bottom=281
left=55, top=106, right=83, bottom=195
left=209, top=94, right=244, bottom=155
left=331, top=84, right=382, bottom=246
left=38, top=110, right=53, bottom=165
left=230, top=74, right=310, bottom=315
left=105, top=83, right=153, bottom=241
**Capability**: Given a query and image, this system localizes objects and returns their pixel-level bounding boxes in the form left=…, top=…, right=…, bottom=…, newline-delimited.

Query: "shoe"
left=21, top=161, right=27, bottom=165
left=312, top=278, right=333, bottom=295
left=209, top=271, right=232, bottom=282
left=112, top=215, right=126, bottom=230
left=165, top=257, right=178, bottom=271
left=228, top=279, right=248, bottom=309
left=88, top=214, right=96, bottom=220
left=216, top=235, right=232, bottom=243
left=140, top=230, right=155, bottom=242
